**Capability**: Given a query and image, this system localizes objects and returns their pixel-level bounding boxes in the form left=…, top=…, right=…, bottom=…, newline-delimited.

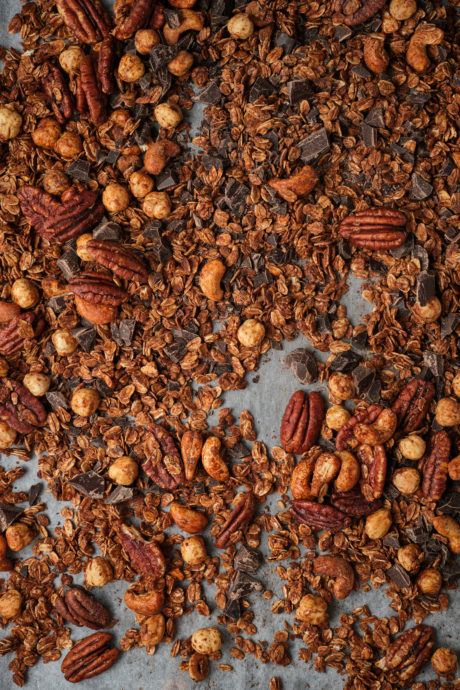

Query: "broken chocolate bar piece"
left=416, top=272, right=436, bottom=307
left=352, top=365, right=376, bottom=396
left=411, top=173, right=433, bottom=200
left=360, top=122, right=377, bottom=147
left=387, top=563, right=411, bottom=589
left=71, top=326, right=96, bottom=353
left=284, top=348, right=318, bottom=384
left=440, top=313, right=460, bottom=339
left=0, top=503, right=22, bottom=532
left=299, top=128, right=329, bottom=162
left=330, top=350, right=361, bottom=372
left=287, top=79, right=313, bottom=105
left=233, top=545, right=262, bottom=573
left=68, top=471, right=105, bottom=499
left=365, top=107, right=384, bottom=128
left=248, top=77, right=275, bottom=102
left=45, top=391, right=69, bottom=410
left=57, top=248, right=79, bottom=280
left=423, top=351, right=444, bottom=377
left=105, top=486, right=135, bottom=504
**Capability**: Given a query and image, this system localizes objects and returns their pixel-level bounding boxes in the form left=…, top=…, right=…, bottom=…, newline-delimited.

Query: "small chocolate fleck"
left=45, top=391, right=69, bottom=410
left=105, top=485, right=135, bottom=504
left=28, top=483, right=42, bottom=506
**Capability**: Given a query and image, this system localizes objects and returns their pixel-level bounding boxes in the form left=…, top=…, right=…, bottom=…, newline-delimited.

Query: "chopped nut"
left=0, top=590, right=23, bottom=619
left=5, top=523, right=35, bottom=551
left=365, top=508, right=392, bottom=540
left=295, top=594, right=328, bottom=625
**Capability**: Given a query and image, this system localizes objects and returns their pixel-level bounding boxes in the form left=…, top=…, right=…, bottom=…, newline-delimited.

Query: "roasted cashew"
left=407, top=24, right=444, bottom=73
left=313, top=555, right=355, bottom=600
left=163, top=10, right=204, bottom=45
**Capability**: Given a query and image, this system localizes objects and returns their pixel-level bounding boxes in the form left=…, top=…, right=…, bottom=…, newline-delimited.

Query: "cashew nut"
left=199, top=259, right=225, bottom=301
left=291, top=452, right=342, bottom=501
left=354, top=408, right=397, bottom=445
left=268, top=165, right=318, bottom=202
left=163, top=10, right=204, bottom=45
left=313, top=555, right=355, bottom=599
left=407, top=25, right=444, bottom=73
left=432, top=516, right=460, bottom=554
left=363, top=35, right=390, bottom=74
left=335, top=451, right=361, bottom=493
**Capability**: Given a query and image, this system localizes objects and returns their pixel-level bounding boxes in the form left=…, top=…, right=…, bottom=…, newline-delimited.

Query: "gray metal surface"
left=0, top=2, right=458, bottom=688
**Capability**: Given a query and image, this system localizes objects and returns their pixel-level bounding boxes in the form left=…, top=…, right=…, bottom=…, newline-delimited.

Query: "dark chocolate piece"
left=71, top=326, right=96, bottom=353
left=383, top=533, right=401, bottom=549
left=105, top=149, right=120, bottom=165
left=411, top=245, right=429, bottom=271
left=437, top=158, right=455, bottom=177
left=330, top=350, right=361, bottom=372
left=284, top=348, right=318, bottom=384
left=227, top=441, right=250, bottom=459
left=352, top=365, right=376, bottom=396
left=66, top=160, right=91, bottom=182
left=68, top=471, right=105, bottom=499
left=299, top=128, right=329, bottom=162
left=387, top=563, right=411, bottom=589
left=416, top=271, right=436, bottom=307
left=150, top=44, right=177, bottom=72
left=440, top=313, right=460, bottom=339
left=365, top=108, right=385, bottom=128
left=234, top=545, right=262, bottom=573
left=223, top=596, right=241, bottom=620
left=411, top=173, right=433, bottom=200
left=45, top=391, right=69, bottom=410
left=423, top=351, right=444, bottom=377
left=287, top=79, right=313, bottom=105
left=0, top=503, right=22, bottom=532
left=352, top=65, right=371, bottom=79
left=56, top=248, right=79, bottom=280
left=334, top=25, right=352, bottom=42
left=438, top=492, right=460, bottom=517
left=390, top=236, right=414, bottom=258
left=92, top=220, right=121, bottom=241
left=248, top=77, right=275, bottom=103
left=316, top=313, right=332, bottom=334
left=228, top=570, right=263, bottom=599
left=408, top=89, right=432, bottom=105
left=364, top=379, right=381, bottom=403
left=105, top=485, right=135, bottom=504
left=360, top=122, right=377, bottom=147
left=28, top=483, right=42, bottom=506
left=194, top=81, right=221, bottom=105
left=350, top=330, right=368, bottom=350
left=48, top=295, right=68, bottom=314
left=155, top=170, right=178, bottom=190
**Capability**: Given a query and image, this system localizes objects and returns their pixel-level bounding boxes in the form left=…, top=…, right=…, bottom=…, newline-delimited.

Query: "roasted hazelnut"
left=0, top=106, right=22, bottom=141
left=191, top=627, right=222, bottom=654
left=134, top=29, right=160, bottom=54
left=54, top=131, right=83, bottom=159
left=52, top=329, right=79, bottom=355
left=0, top=421, right=17, bottom=449
left=129, top=170, right=154, bottom=199
left=295, top=594, right=328, bottom=625
left=23, top=373, right=50, bottom=397
left=328, top=372, right=355, bottom=401
left=365, top=508, right=392, bottom=540
left=43, top=169, right=70, bottom=195
left=452, top=371, right=460, bottom=398
left=108, top=456, right=139, bottom=485
left=431, top=648, right=458, bottom=678
left=32, top=117, right=61, bottom=149
left=76, top=233, right=93, bottom=261
left=325, top=405, right=351, bottom=431
left=118, top=53, right=145, bottom=82
left=0, top=302, right=20, bottom=323
left=237, top=319, right=265, bottom=347
left=167, top=50, right=194, bottom=77
left=389, top=0, right=417, bottom=20
left=180, top=535, right=207, bottom=565
left=0, top=534, right=12, bottom=571
left=109, top=109, right=131, bottom=128
left=0, top=358, right=8, bottom=376
left=59, top=45, right=85, bottom=74
left=435, top=397, right=460, bottom=427
left=71, top=388, right=100, bottom=417
left=0, top=590, right=23, bottom=619
left=448, top=455, right=460, bottom=481
left=227, top=13, right=254, bottom=39
left=102, top=183, right=130, bottom=213
left=154, top=103, right=183, bottom=129
left=397, top=544, right=423, bottom=573
left=142, top=191, right=171, bottom=219
left=416, top=568, right=442, bottom=595
left=6, top=523, right=34, bottom=551
left=11, top=278, right=39, bottom=309
left=413, top=297, right=442, bottom=323
left=392, top=467, right=420, bottom=495
left=398, top=434, right=426, bottom=460
left=140, top=613, right=165, bottom=647
left=85, top=556, right=113, bottom=587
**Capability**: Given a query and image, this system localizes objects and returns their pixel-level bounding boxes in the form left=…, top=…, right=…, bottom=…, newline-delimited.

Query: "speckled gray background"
left=0, top=1, right=458, bottom=688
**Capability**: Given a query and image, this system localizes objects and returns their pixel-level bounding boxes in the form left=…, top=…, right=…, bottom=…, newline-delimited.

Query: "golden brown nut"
left=397, top=544, right=423, bottom=573
left=134, top=29, right=160, bottom=55
left=413, top=296, right=442, bottom=323
left=435, top=397, right=460, bottom=427
left=416, top=567, right=442, bottom=594
left=335, top=451, right=360, bottom=493
left=142, top=191, right=171, bottom=219
left=0, top=534, right=12, bottom=571
left=5, top=523, right=34, bottom=551
left=0, top=590, right=23, bottom=618
left=389, top=0, right=417, bottom=20
left=54, top=131, right=83, bottom=159
left=168, top=51, right=194, bottom=77
left=108, top=456, right=139, bottom=485
left=23, top=373, right=50, bottom=397
left=363, top=35, right=389, bottom=74
left=295, top=594, right=328, bottom=625
left=75, top=296, right=118, bottom=324
left=0, top=302, right=20, bottom=323
left=0, top=106, right=22, bottom=141
left=85, top=557, right=113, bottom=587
left=237, top=319, right=265, bottom=347
left=431, top=648, right=458, bottom=678
left=432, top=516, right=460, bottom=554
left=189, top=653, right=209, bottom=681
left=201, top=436, right=229, bottom=482
left=102, top=183, right=130, bottom=213
left=124, top=587, right=164, bottom=615
left=76, top=233, right=93, bottom=261
left=199, top=259, right=225, bottom=301
left=43, top=169, right=70, bottom=195
left=59, top=45, right=85, bottom=74
left=398, top=435, right=426, bottom=460
left=71, top=388, right=101, bottom=417
left=181, top=430, right=203, bottom=481
left=154, top=103, right=183, bottom=129
left=129, top=171, right=154, bottom=199
left=448, top=455, right=460, bottom=481
left=326, top=405, right=350, bottom=431
left=118, top=54, right=145, bottom=82
left=180, top=535, right=207, bottom=565
left=11, top=278, right=39, bottom=309
left=32, top=117, right=61, bottom=149
left=170, top=501, right=208, bottom=534
left=452, top=371, right=460, bottom=398
left=365, top=508, right=392, bottom=540
left=328, top=372, right=355, bottom=402
left=191, top=627, right=222, bottom=654
left=392, top=467, right=420, bottom=495
left=0, top=358, right=8, bottom=376
left=140, top=613, right=165, bottom=647
left=407, top=25, right=444, bottom=73
left=52, top=329, right=79, bottom=355
left=227, top=13, right=254, bottom=39
left=0, top=421, right=17, bottom=449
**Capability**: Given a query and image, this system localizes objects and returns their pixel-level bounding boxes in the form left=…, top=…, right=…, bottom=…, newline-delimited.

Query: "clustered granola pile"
left=0, top=0, right=458, bottom=687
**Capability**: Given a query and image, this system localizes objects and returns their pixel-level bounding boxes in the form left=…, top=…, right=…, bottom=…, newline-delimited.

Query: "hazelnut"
left=118, top=53, right=145, bottom=82
left=397, top=544, right=423, bottom=573
left=413, top=296, right=442, bottom=323
left=167, top=50, right=194, bottom=77
left=431, top=648, right=458, bottom=678
left=0, top=106, right=22, bottom=141
left=0, top=421, right=17, bottom=449
left=0, top=358, right=8, bottom=376
left=54, top=131, right=83, bottom=159
left=71, top=388, right=100, bottom=417
left=140, top=613, right=165, bottom=647
left=102, top=183, right=130, bottom=213
left=328, top=372, right=355, bottom=401
left=142, top=191, right=171, bottom=219
left=191, top=627, right=222, bottom=654
left=237, top=319, right=265, bottom=347
left=109, top=109, right=131, bottom=128
left=0, top=590, right=23, bottom=619
left=416, top=568, right=442, bottom=595
left=59, top=45, right=85, bottom=74
left=129, top=170, right=154, bottom=199
left=0, top=301, right=20, bottom=323
left=85, top=557, right=113, bottom=587
left=52, top=329, right=79, bottom=356
left=295, top=594, right=328, bottom=625
left=398, top=434, right=426, bottom=460
left=11, top=278, right=39, bottom=309
left=365, top=508, right=392, bottom=540
left=23, top=373, right=50, bottom=397
left=452, top=371, right=460, bottom=398
left=108, top=456, right=139, bottom=485
left=326, top=405, right=351, bottom=431
left=76, top=233, right=93, bottom=261
left=227, top=13, right=254, bottom=39
left=134, top=29, right=160, bottom=54
left=154, top=103, right=183, bottom=129
left=32, top=117, right=61, bottom=149
left=448, top=455, right=460, bottom=481
left=180, top=535, right=207, bottom=565
left=392, top=467, right=420, bottom=495
left=0, top=534, right=12, bottom=571
left=435, top=397, right=460, bottom=427
left=389, top=0, right=417, bottom=20
left=6, top=523, right=34, bottom=551
left=43, top=169, right=70, bottom=195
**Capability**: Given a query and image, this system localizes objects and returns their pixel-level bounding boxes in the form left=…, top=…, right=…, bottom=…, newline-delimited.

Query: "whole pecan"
left=56, top=0, right=112, bottom=44
left=18, top=186, right=104, bottom=243
left=336, top=404, right=383, bottom=452
left=0, top=378, right=47, bottom=434
left=0, top=312, right=44, bottom=356
left=331, top=486, right=382, bottom=516
left=55, top=587, right=111, bottom=630
left=114, top=0, right=156, bottom=40
left=357, top=444, right=387, bottom=501
left=290, top=500, right=351, bottom=532
left=142, top=424, right=185, bottom=490
left=79, top=54, right=106, bottom=126
left=391, top=377, right=435, bottom=432
left=215, top=491, right=255, bottom=549
left=280, top=390, right=324, bottom=454
left=333, top=0, right=388, bottom=26
left=313, top=555, right=355, bottom=599
left=61, top=632, right=119, bottom=683
left=86, top=239, right=148, bottom=282
left=376, top=624, right=434, bottom=687
left=97, top=36, right=117, bottom=95
left=42, top=62, right=74, bottom=125
left=68, top=272, right=127, bottom=306
left=117, top=522, right=166, bottom=578
left=420, top=430, right=451, bottom=501
left=339, top=208, right=407, bottom=250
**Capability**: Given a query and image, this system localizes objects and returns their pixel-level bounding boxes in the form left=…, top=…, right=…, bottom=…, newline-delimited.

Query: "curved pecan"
left=280, top=390, right=324, bottom=454
left=313, top=555, right=355, bottom=599
left=357, top=444, right=387, bottom=501
left=68, top=272, right=127, bottom=306
left=331, top=486, right=382, bottom=516
left=0, top=378, right=47, bottom=434
left=114, top=0, right=155, bottom=40
left=55, top=587, right=111, bottom=630
left=118, top=522, right=166, bottom=577
left=86, top=240, right=148, bottom=282
left=42, top=62, right=74, bottom=125
left=56, top=0, right=112, bottom=44
left=0, top=312, right=44, bottom=356
left=391, top=378, right=435, bottom=432
left=376, top=624, right=434, bottom=688
left=333, top=0, right=388, bottom=26
left=98, top=36, right=117, bottom=95
left=339, top=208, right=406, bottom=250
left=142, top=424, right=185, bottom=490
left=216, top=491, right=255, bottom=549
left=290, top=500, right=351, bottom=532
left=79, top=54, right=106, bottom=126
left=61, top=632, right=119, bottom=683
left=420, top=430, right=451, bottom=501
left=336, top=404, right=383, bottom=451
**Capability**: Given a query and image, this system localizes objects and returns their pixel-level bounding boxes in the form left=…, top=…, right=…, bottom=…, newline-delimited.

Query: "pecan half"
left=376, top=624, right=434, bottom=687
left=313, top=555, right=355, bottom=599
left=18, top=186, right=104, bottom=243
left=339, top=208, right=406, bottom=249
left=79, top=54, right=106, bottom=126
left=42, top=62, right=74, bottom=125
left=290, top=500, right=351, bottom=532
left=55, top=587, right=111, bottom=630
left=280, top=390, right=324, bottom=454
left=357, top=444, right=387, bottom=501
left=420, top=430, right=451, bottom=501
left=61, top=632, right=119, bottom=683
left=142, top=424, right=185, bottom=490
left=68, top=272, right=127, bottom=306
left=117, top=522, right=166, bottom=578
left=97, top=36, right=117, bottom=95
left=215, top=491, right=255, bottom=549
left=56, top=0, right=112, bottom=44
left=86, top=239, right=148, bottom=282
left=334, top=0, right=388, bottom=26
left=331, top=486, right=382, bottom=516
left=114, top=0, right=156, bottom=40
left=0, top=378, right=47, bottom=434
left=391, top=378, right=435, bottom=432
left=336, top=404, right=383, bottom=451
left=0, top=312, right=44, bottom=356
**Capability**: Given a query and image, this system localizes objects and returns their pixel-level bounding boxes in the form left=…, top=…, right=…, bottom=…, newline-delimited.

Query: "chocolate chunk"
left=66, top=159, right=91, bottom=182
left=287, top=79, right=313, bottom=105
left=406, top=526, right=429, bottom=545
left=163, top=341, right=186, bottom=363
left=411, top=245, right=429, bottom=271
left=223, top=596, right=241, bottom=620
left=56, top=248, right=79, bottom=280
left=440, top=313, right=460, bottom=339
left=0, top=503, right=22, bottom=531
left=131, top=103, right=149, bottom=120
left=155, top=170, right=178, bottom=190
left=334, top=25, right=352, bottom=42
left=330, top=350, right=361, bottom=372
left=105, top=485, right=135, bottom=505
left=352, top=64, right=371, bottom=79
left=316, top=313, right=332, bottom=334
left=360, top=122, right=377, bottom=148
left=390, top=142, right=414, bottom=163
left=411, top=173, right=433, bottom=200
left=284, top=348, right=318, bottom=384
left=352, top=365, right=376, bottom=396
left=71, top=326, right=96, bottom=353
left=68, top=471, right=105, bottom=499
left=228, top=571, right=263, bottom=599
left=195, top=81, right=221, bottom=105
left=28, top=483, right=42, bottom=506
left=48, top=295, right=68, bottom=314
left=442, top=561, right=460, bottom=584
left=134, top=120, right=152, bottom=145
left=390, top=236, right=414, bottom=258
left=438, top=492, right=460, bottom=517
left=202, top=154, right=224, bottom=171
left=275, top=31, right=297, bottom=52
left=150, top=44, right=176, bottom=71
left=408, top=89, right=431, bottom=105
left=19, top=565, right=28, bottom=578
left=45, top=391, right=68, bottom=410
left=383, top=533, right=401, bottom=549
left=437, top=157, right=455, bottom=177
left=387, top=563, right=411, bottom=589
left=364, top=379, right=381, bottom=403
left=225, top=180, right=249, bottom=218
left=249, top=77, right=275, bottom=103
left=299, top=128, right=329, bottom=162
left=105, top=149, right=120, bottom=165
left=234, top=545, right=262, bottom=573
left=92, top=219, right=122, bottom=241
left=365, top=108, right=384, bottom=128
left=416, top=271, right=436, bottom=307
left=423, top=351, right=444, bottom=377
left=306, top=106, right=319, bottom=123
left=164, top=7, right=181, bottom=28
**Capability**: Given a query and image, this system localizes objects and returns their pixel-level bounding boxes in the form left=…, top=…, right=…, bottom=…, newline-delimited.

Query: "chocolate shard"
left=105, top=485, right=135, bottom=505
left=71, top=326, right=96, bottom=353
left=411, top=173, right=433, bottom=200
left=438, top=492, right=460, bottom=517
left=437, top=157, right=455, bottom=177
left=442, top=561, right=460, bottom=584
left=223, top=596, right=241, bottom=620
left=365, top=107, right=385, bottom=128
left=287, top=79, right=313, bottom=105
left=227, top=440, right=250, bottom=459
left=150, top=44, right=177, bottom=72
left=440, top=313, right=460, bottom=339
left=0, top=503, right=23, bottom=531
left=334, top=25, right=353, bottom=42
left=360, top=122, right=377, bottom=148
left=352, top=64, right=371, bottom=79
left=248, top=76, right=275, bottom=103
left=56, top=248, right=79, bottom=280
left=383, top=532, right=401, bottom=549
left=423, top=351, right=444, bottom=377
left=228, top=571, right=263, bottom=599
left=299, top=128, right=329, bottom=162
left=416, top=271, right=436, bottom=307
left=28, top=483, right=42, bottom=506
left=390, top=236, right=414, bottom=258
left=364, top=379, right=381, bottom=403
left=284, top=348, right=318, bottom=384
left=155, top=170, right=179, bottom=190
left=194, top=81, right=221, bottom=105
left=330, top=350, right=361, bottom=373
left=65, top=160, right=91, bottom=182
left=48, top=295, right=68, bottom=314
left=225, top=180, right=249, bottom=218
left=352, top=365, right=376, bottom=396
left=233, top=545, right=262, bottom=573
left=68, top=471, right=105, bottom=499
left=275, top=31, right=297, bottom=53
left=411, top=245, right=429, bottom=271
left=387, top=563, right=411, bottom=589
left=316, top=313, right=332, bottom=334
left=45, top=390, right=69, bottom=410
left=92, top=219, right=122, bottom=241
left=350, top=330, right=368, bottom=350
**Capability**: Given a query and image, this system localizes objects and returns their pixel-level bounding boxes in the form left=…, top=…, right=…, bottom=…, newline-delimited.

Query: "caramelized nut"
left=431, top=648, right=458, bottom=678
left=52, top=329, right=79, bottom=355
left=5, top=523, right=34, bottom=551
left=124, top=587, right=164, bottom=616
left=326, top=405, right=350, bottom=431
left=237, top=319, right=265, bottom=347
left=365, top=508, right=392, bottom=540
left=102, top=183, right=130, bottom=213
left=397, top=544, right=423, bottom=573
left=295, top=594, right=328, bottom=625
left=170, top=501, right=208, bottom=534
left=85, top=557, right=113, bottom=587
left=201, top=436, right=229, bottom=482
left=227, top=13, right=254, bottom=39
left=435, top=397, right=460, bottom=427
left=191, top=627, right=222, bottom=654
left=180, top=535, right=207, bottom=565
left=416, top=568, right=442, bottom=594
left=189, top=652, right=209, bottom=681
left=0, top=590, right=23, bottom=618
left=328, top=372, right=355, bottom=402
left=108, top=456, right=139, bottom=485
left=140, top=613, right=165, bottom=647
left=398, top=435, right=426, bottom=460
left=71, top=388, right=100, bottom=416
left=0, top=421, right=17, bottom=448
left=392, top=467, right=420, bottom=495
